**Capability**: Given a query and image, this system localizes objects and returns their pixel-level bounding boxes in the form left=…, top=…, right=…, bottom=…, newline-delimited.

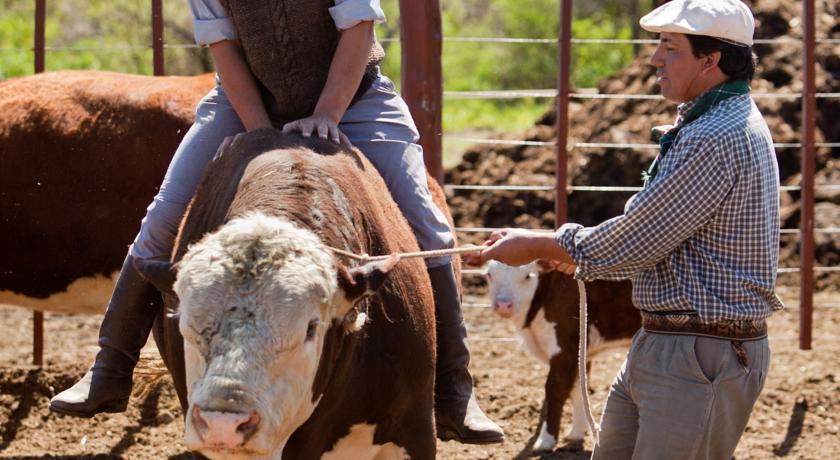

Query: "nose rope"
left=326, top=245, right=484, bottom=263
left=577, top=279, right=600, bottom=446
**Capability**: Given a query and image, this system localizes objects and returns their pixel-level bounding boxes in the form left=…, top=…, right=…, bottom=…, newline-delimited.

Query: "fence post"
left=799, top=0, right=816, bottom=350
left=555, top=0, right=573, bottom=227
left=399, top=0, right=443, bottom=184
left=152, top=0, right=165, bottom=76
left=33, top=0, right=47, bottom=367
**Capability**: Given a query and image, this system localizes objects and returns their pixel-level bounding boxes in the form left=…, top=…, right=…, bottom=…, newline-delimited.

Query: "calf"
left=486, top=260, right=640, bottom=452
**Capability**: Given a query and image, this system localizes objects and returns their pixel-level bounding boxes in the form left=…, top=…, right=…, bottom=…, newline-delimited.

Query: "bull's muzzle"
left=192, top=405, right=261, bottom=448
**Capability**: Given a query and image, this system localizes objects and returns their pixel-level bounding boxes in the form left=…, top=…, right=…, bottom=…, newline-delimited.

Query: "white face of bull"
left=486, top=261, right=541, bottom=325
left=174, top=213, right=353, bottom=459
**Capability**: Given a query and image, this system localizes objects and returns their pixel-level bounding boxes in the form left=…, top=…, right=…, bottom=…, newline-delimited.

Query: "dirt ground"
left=1, top=277, right=838, bottom=459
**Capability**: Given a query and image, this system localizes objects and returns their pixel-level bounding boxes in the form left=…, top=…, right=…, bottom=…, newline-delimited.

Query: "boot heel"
left=99, top=397, right=130, bottom=413
left=435, top=423, right=460, bottom=442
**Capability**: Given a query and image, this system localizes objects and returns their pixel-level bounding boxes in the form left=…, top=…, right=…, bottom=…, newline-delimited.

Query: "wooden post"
left=555, top=0, right=573, bottom=227
left=799, top=0, right=816, bottom=350
left=399, top=0, right=443, bottom=184
left=152, top=0, right=165, bottom=76
left=33, top=0, right=47, bottom=367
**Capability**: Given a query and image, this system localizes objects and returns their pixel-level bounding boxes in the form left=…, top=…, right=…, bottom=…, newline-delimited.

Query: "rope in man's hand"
left=327, top=244, right=486, bottom=263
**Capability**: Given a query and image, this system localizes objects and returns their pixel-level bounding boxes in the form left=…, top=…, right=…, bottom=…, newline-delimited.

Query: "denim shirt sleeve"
left=329, top=0, right=386, bottom=30
left=188, top=0, right=238, bottom=46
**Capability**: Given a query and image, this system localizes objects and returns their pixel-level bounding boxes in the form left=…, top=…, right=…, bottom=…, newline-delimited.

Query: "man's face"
left=649, top=32, right=708, bottom=103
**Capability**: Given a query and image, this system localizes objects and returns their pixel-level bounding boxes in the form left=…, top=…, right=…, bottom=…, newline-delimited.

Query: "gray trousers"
left=592, top=329, right=770, bottom=460
left=130, top=74, right=454, bottom=267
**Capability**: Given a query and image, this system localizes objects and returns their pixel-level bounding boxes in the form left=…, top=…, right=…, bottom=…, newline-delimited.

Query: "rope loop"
left=326, top=245, right=484, bottom=264
left=577, top=279, right=600, bottom=446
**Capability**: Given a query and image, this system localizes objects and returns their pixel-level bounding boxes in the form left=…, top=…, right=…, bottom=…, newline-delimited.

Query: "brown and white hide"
left=485, top=261, right=640, bottom=452
left=0, top=70, right=213, bottom=313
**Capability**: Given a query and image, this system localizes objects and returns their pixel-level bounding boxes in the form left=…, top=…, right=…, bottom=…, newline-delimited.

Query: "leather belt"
left=641, top=311, right=767, bottom=341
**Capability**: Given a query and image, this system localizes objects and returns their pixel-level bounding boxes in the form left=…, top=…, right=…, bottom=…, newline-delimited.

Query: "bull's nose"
left=493, top=301, right=513, bottom=318
left=193, top=406, right=261, bottom=447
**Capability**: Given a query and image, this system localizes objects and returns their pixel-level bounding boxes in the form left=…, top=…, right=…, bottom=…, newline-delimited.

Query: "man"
left=470, top=0, right=782, bottom=457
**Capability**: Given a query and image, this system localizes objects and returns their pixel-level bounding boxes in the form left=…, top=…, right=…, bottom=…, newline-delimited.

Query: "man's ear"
left=332, top=255, right=398, bottom=317
left=703, top=51, right=721, bottom=70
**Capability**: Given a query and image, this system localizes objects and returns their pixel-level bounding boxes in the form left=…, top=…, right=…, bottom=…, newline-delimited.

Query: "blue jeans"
left=130, top=74, right=454, bottom=267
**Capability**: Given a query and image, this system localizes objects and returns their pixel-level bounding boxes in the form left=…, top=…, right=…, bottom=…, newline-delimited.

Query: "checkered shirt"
left=556, top=92, right=785, bottom=321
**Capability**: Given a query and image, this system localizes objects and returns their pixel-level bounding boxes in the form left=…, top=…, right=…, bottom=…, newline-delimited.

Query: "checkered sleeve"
left=556, top=134, right=735, bottom=281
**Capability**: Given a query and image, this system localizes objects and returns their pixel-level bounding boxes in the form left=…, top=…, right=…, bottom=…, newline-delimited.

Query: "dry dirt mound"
left=446, top=0, right=840, bottom=289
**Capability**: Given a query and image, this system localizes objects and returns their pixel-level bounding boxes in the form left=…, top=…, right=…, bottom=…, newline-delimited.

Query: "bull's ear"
left=133, top=257, right=178, bottom=296
left=332, top=255, right=398, bottom=316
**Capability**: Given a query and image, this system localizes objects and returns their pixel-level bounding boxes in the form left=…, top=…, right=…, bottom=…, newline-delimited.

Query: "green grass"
left=444, top=98, right=552, bottom=133
left=441, top=99, right=553, bottom=167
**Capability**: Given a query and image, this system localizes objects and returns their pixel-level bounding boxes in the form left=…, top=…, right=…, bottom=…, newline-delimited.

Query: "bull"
left=141, top=129, right=437, bottom=459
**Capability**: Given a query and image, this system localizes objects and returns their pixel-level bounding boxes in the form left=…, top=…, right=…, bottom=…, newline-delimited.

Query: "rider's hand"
left=282, top=114, right=353, bottom=150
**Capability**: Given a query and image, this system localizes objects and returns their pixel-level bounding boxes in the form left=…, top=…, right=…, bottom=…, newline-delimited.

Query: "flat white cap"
left=640, top=0, right=755, bottom=47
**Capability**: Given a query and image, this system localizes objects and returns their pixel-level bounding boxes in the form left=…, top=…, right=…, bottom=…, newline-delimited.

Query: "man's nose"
left=649, top=47, right=664, bottom=67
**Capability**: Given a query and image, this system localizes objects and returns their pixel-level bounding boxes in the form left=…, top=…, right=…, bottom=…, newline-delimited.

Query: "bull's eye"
left=526, top=273, right=536, bottom=280
left=305, top=318, right=318, bottom=342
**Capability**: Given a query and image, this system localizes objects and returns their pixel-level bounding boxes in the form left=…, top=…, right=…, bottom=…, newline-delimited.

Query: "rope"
left=577, top=279, right=600, bottom=446
left=327, top=245, right=484, bottom=263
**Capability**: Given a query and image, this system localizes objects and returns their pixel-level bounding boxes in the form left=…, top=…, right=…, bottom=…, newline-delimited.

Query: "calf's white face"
left=174, top=213, right=352, bottom=459
left=486, top=261, right=540, bottom=323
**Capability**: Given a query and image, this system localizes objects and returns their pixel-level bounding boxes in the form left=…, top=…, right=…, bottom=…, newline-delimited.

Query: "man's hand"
left=462, top=228, right=576, bottom=275
left=283, top=115, right=353, bottom=150
left=537, top=258, right=576, bottom=275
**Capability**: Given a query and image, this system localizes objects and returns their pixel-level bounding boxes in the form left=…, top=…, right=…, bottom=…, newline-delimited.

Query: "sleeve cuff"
left=329, top=0, right=386, bottom=30
left=555, top=223, right=582, bottom=255
left=193, top=17, right=238, bottom=46
left=555, top=223, right=590, bottom=279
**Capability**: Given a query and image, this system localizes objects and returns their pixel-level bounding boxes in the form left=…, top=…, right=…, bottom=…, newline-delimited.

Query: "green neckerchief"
left=641, top=80, right=751, bottom=187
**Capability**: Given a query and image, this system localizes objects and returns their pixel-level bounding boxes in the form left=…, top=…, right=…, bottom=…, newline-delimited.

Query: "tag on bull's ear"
left=333, top=255, right=398, bottom=317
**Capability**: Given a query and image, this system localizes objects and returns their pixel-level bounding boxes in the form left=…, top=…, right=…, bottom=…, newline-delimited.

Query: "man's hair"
left=685, top=34, right=757, bottom=82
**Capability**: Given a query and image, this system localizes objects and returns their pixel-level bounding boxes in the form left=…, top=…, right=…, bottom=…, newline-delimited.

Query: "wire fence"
left=12, top=0, right=838, bottom=363
left=7, top=35, right=840, bottom=53
left=444, top=89, right=840, bottom=99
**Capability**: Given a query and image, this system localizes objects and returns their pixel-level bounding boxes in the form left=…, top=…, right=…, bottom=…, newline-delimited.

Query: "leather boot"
left=429, top=263, right=504, bottom=444
left=49, top=254, right=160, bottom=418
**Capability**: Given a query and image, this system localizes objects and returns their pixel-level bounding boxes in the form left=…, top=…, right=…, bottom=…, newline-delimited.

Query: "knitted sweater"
left=220, top=0, right=385, bottom=126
